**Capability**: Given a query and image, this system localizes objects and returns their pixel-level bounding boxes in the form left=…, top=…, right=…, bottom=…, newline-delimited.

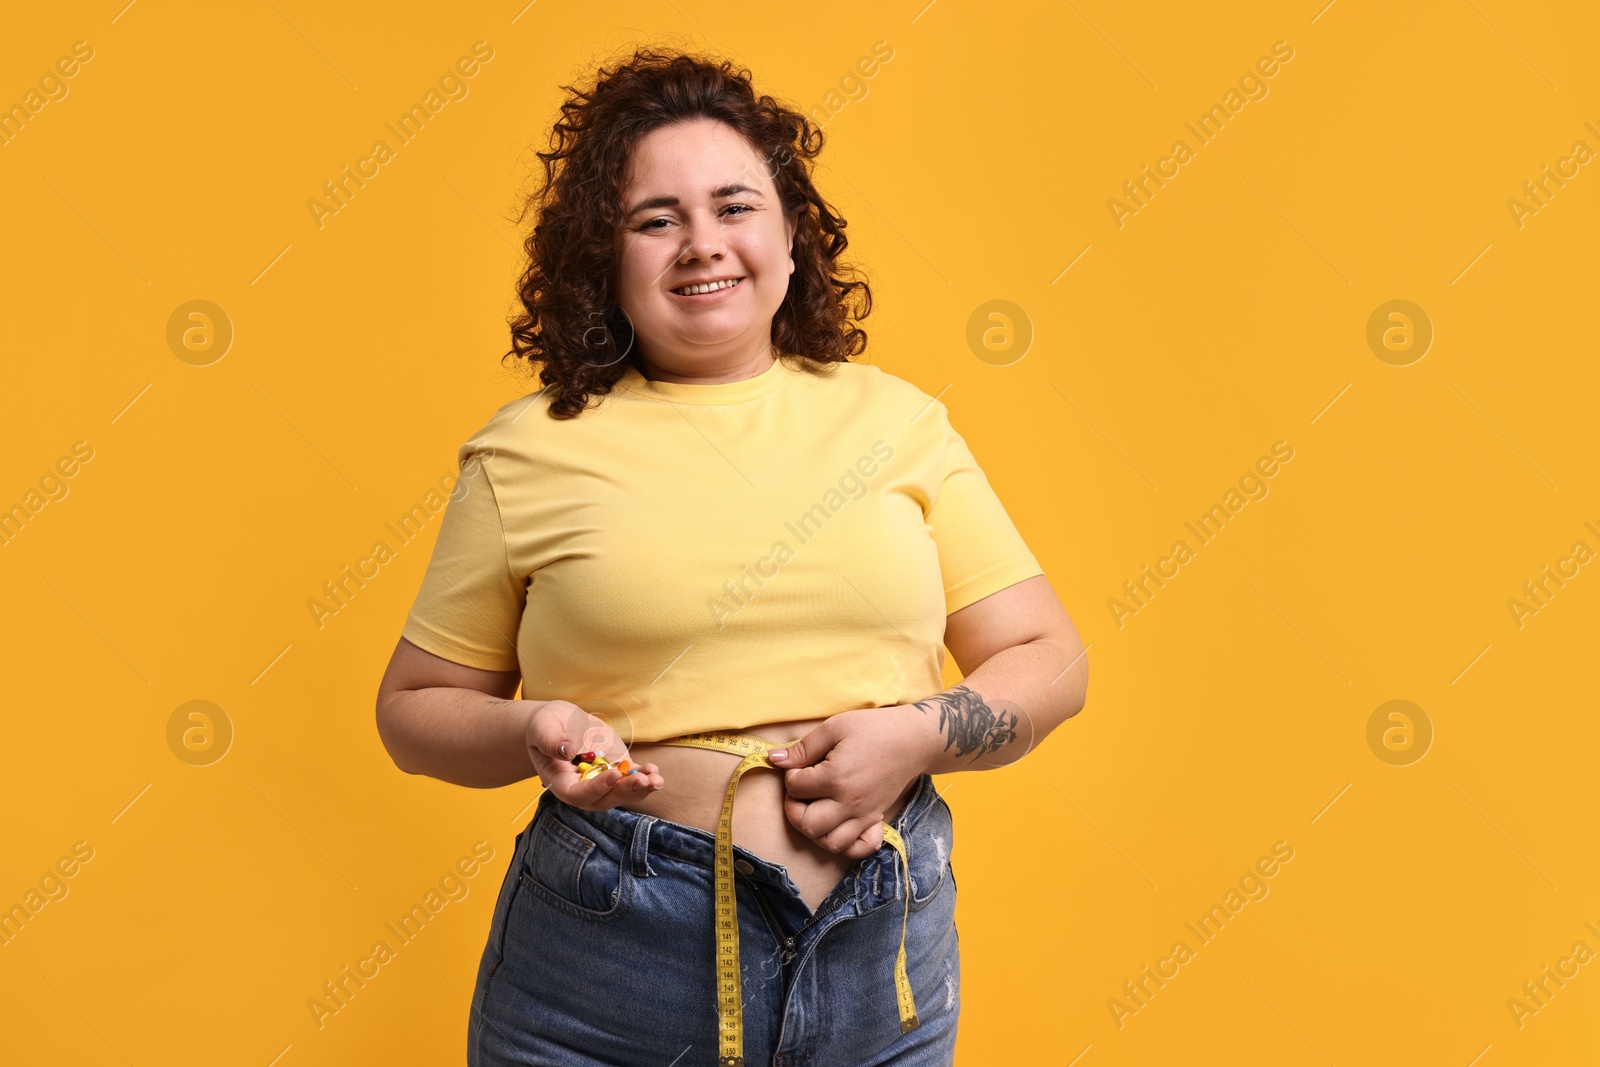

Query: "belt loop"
left=631, top=813, right=657, bottom=877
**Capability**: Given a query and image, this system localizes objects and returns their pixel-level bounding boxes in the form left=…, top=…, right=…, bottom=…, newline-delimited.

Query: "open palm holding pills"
left=562, top=705, right=648, bottom=782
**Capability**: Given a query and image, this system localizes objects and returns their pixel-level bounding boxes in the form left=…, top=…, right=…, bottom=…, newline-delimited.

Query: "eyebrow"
left=624, top=183, right=764, bottom=219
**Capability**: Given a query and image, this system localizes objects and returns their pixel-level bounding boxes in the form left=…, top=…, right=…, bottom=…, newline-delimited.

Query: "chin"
left=671, top=328, right=756, bottom=347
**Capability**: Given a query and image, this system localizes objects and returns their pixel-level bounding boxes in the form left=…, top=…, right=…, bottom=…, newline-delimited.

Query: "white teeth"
left=673, top=277, right=742, bottom=295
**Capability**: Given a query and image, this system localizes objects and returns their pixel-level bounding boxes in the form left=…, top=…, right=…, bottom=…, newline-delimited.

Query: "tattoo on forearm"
left=912, top=684, right=1018, bottom=764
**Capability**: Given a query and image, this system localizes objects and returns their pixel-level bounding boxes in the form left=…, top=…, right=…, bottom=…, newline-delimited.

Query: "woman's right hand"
left=524, top=700, right=663, bottom=810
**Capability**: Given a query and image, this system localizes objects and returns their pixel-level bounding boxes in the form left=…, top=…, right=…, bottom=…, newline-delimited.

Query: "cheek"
left=616, top=246, right=665, bottom=298
left=741, top=237, right=789, bottom=280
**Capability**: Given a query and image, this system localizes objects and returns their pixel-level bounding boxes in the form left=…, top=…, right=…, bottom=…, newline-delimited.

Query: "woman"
left=376, top=48, right=1088, bottom=1067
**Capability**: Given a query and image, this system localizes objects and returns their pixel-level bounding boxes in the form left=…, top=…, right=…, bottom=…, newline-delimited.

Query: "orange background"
left=2, top=2, right=1596, bottom=1064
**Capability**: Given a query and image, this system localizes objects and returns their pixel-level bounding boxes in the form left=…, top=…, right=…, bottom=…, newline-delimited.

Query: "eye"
left=637, top=204, right=750, bottom=232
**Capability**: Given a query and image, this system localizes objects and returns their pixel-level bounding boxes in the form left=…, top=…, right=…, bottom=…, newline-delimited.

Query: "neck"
left=633, top=345, right=779, bottom=385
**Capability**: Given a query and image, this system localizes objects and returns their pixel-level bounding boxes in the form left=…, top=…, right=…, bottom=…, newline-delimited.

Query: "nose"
left=676, top=210, right=728, bottom=265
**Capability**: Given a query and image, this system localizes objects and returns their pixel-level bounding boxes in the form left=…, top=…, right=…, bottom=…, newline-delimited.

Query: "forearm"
left=901, top=636, right=1089, bottom=775
left=377, top=688, right=543, bottom=789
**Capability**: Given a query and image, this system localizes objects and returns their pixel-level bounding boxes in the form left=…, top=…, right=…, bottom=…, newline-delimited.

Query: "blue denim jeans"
left=466, top=772, right=961, bottom=1066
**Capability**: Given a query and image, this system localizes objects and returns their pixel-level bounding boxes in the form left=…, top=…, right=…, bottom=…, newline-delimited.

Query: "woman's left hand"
left=767, top=706, right=930, bottom=861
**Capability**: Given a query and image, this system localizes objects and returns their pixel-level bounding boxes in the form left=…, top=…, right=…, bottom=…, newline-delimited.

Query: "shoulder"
left=459, top=376, right=636, bottom=446
left=792, top=358, right=949, bottom=420
left=449, top=383, right=577, bottom=472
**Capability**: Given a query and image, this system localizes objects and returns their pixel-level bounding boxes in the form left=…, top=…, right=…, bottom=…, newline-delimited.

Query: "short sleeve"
left=926, top=404, right=1045, bottom=615
left=400, top=445, right=525, bottom=671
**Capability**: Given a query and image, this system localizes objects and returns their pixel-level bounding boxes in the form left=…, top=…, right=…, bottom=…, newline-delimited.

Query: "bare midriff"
left=617, top=716, right=919, bottom=915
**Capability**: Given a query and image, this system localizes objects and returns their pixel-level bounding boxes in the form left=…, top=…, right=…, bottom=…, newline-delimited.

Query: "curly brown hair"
left=503, top=46, right=873, bottom=419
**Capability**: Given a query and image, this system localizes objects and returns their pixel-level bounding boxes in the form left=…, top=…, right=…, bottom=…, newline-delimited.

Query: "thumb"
left=527, top=702, right=577, bottom=762
left=769, top=722, right=832, bottom=768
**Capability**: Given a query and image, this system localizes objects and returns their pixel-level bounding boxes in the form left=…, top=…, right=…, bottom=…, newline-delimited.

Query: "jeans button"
left=734, top=858, right=755, bottom=875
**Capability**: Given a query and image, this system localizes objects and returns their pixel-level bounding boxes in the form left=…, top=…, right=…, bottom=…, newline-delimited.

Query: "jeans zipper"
left=802, top=893, right=844, bottom=933
left=748, top=879, right=798, bottom=965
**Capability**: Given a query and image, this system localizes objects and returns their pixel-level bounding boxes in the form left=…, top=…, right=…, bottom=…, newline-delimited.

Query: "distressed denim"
left=467, top=772, right=961, bottom=1067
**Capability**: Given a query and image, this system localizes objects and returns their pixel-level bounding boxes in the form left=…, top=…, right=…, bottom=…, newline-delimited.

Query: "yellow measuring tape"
left=654, top=730, right=920, bottom=1066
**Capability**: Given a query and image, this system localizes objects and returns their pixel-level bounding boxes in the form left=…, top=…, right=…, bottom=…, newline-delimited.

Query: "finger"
left=613, top=765, right=664, bottom=795
left=618, top=762, right=663, bottom=792
left=529, top=745, right=576, bottom=791
left=527, top=703, right=577, bottom=761
left=841, top=820, right=885, bottom=862
left=818, top=814, right=879, bottom=856
left=767, top=722, right=835, bottom=770
left=578, top=764, right=665, bottom=810
left=781, top=763, right=832, bottom=801
left=787, top=796, right=852, bottom=848
left=562, top=766, right=622, bottom=807
left=782, top=791, right=807, bottom=833
left=783, top=791, right=815, bottom=835
left=608, top=758, right=659, bottom=793
left=586, top=774, right=646, bottom=809
left=532, top=748, right=584, bottom=791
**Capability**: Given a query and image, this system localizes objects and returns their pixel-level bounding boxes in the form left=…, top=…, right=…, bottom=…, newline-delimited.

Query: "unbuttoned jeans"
left=466, top=772, right=961, bottom=1067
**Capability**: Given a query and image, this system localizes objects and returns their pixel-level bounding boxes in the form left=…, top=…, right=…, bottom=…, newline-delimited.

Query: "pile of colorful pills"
left=570, top=750, right=644, bottom=782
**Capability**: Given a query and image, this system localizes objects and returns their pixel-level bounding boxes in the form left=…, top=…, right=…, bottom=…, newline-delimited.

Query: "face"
left=614, top=117, right=798, bottom=379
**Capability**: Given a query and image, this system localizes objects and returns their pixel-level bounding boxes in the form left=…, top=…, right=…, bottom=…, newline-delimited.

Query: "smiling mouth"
left=670, top=277, right=745, bottom=296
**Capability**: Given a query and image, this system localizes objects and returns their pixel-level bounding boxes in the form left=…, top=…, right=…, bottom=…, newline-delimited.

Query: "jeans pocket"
left=486, top=826, right=530, bottom=966
left=908, top=787, right=953, bottom=911
left=520, top=803, right=632, bottom=922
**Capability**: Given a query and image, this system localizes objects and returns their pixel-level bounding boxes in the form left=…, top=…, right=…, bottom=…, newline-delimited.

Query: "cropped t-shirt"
left=400, top=355, right=1045, bottom=743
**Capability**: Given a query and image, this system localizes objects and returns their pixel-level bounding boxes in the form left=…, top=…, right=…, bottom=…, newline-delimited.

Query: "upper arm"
left=925, top=401, right=1070, bottom=674
left=374, top=639, right=524, bottom=764
left=942, top=573, right=1084, bottom=679
left=925, top=402, right=1046, bottom=617
left=377, top=637, right=522, bottom=707
left=374, top=637, right=522, bottom=772
left=378, top=439, right=526, bottom=716
left=397, top=444, right=527, bottom=673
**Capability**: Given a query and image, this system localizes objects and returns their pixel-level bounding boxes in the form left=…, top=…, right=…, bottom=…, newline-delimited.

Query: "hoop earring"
left=579, top=304, right=636, bottom=368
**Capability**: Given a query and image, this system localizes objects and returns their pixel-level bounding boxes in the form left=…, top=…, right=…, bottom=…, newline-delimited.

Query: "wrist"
left=892, top=701, right=942, bottom=776
left=521, top=699, right=568, bottom=761
left=520, top=700, right=537, bottom=739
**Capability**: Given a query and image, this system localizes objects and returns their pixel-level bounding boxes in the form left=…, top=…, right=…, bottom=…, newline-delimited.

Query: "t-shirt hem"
left=944, top=556, right=1045, bottom=615
left=401, top=619, right=520, bottom=673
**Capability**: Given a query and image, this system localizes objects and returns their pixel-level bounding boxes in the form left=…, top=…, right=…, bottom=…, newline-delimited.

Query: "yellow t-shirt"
left=400, top=355, right=1044, bottom=743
